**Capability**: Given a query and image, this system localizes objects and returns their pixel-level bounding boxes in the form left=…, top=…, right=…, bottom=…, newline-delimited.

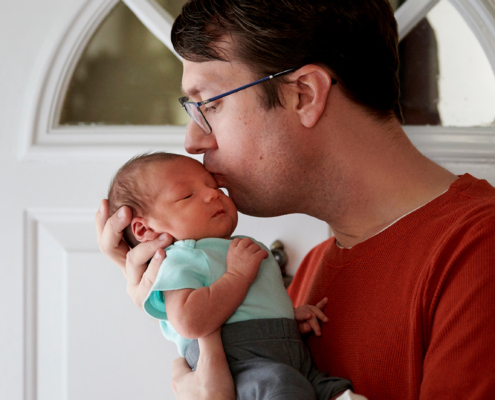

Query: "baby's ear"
left=131, top=217, right=161, bottom=242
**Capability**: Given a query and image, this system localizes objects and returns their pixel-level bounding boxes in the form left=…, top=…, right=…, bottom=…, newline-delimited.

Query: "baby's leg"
left=186, top=338, right=315, bottom=400
left=185, top=339, right=200, bottom=371
left=186, top=319, right=352, bottom=400
left=307, top=364, right=353, bottom=400
left=230, top=358, right=316, bottom=400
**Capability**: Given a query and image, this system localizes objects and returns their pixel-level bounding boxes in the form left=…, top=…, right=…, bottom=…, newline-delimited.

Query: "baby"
left=108, top=152, right=353, bottom=400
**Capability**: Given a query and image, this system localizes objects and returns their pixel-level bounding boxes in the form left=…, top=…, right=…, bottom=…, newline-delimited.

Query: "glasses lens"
left=184, top=103, right=211, bottom=135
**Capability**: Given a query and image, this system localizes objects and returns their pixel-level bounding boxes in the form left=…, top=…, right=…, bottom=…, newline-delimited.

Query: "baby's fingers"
left=315, top=297, right=329, bottom=310
left=229, top=238, right=242, bottom=249
left=253, top=248, right=269, bottom=262
left=309, top=305, right=329, bottom=323
left=306, top=315, right=323, bottom=336
left=294, top=306, right=311, bottom=322
left=237, top=238, right=256, bottom=248
left=298, top=321, right=312, bottom=334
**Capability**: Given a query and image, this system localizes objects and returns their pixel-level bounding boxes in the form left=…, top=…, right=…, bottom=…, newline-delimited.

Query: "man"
left=96, top=0, right=495, bottom=399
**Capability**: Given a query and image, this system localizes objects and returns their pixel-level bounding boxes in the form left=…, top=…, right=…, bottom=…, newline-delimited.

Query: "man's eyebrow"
left=181, top=85, right=202, bottom=99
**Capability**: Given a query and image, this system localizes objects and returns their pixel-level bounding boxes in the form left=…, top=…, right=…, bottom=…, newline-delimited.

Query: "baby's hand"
left=295, top=297, right=329, bottom=336
left=226, top=238, right=269, bottom=285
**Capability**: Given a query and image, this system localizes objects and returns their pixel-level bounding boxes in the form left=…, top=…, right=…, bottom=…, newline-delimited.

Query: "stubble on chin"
left=228, top=187, right=289, bottom=218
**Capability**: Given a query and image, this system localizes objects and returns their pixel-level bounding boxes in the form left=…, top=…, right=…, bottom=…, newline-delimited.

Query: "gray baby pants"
left=185, top=318, right=352, bottom=400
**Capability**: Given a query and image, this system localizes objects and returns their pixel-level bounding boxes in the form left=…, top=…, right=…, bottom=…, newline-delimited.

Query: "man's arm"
left=172, top=329, right=235, bottom=400
left=165, top=238, right=268, bottom=339
left=420, top=221, right=495, bottom=398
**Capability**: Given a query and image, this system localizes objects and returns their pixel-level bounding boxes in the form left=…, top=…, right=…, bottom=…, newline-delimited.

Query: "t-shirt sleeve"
left=420, top=219, right=495, bottom=399
left=143, top=246, right=211, bottom=320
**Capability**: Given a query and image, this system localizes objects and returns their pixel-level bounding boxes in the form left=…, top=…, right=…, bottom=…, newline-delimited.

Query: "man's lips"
left=211, top=173, right=227, bottom=187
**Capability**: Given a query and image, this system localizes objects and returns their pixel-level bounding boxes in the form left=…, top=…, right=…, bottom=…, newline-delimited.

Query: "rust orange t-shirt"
left=288, top=174, right=495, bottom=400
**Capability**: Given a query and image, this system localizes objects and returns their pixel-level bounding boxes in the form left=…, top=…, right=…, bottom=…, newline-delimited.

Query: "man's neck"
left=305, top=114, right=458, bottom=249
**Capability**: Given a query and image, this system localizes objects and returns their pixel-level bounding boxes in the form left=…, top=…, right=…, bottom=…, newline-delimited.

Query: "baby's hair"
left=107, top=151, right=186, bottom=248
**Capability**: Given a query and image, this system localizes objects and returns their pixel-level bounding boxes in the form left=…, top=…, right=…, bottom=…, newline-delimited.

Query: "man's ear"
left=131, top=217, right=161, bottom=243
left=292, top=65, right=333, bottom=128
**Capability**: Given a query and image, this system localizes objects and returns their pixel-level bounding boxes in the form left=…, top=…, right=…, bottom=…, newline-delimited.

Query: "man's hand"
left=295, top=297, right=329, bottom=336
left=172, top=329, right=235, bottom=400
left=226, top=238, right=268, bottom=284
left=95, top=200, right=173, bottom=308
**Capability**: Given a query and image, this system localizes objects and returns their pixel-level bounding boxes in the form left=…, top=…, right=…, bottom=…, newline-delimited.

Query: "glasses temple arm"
left=200, top=68, right=296, bottom=106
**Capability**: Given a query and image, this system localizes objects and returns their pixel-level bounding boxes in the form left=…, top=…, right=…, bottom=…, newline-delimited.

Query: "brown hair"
left=172, top=0, right=401, bottom=119
left=108, top=152, right=184, bottom=247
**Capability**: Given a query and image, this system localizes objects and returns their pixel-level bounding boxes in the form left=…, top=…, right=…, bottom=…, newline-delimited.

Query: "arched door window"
left=60, top=1, right=188, bottom=126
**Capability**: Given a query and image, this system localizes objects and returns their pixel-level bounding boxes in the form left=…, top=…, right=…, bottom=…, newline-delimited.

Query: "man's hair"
left=108, top=152, right=184, bottom=247
left=172, top=0, right=401, bottom=119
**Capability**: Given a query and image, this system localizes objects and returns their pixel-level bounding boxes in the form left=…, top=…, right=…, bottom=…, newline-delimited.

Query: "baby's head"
left=108, top=152, right=238, bottom=247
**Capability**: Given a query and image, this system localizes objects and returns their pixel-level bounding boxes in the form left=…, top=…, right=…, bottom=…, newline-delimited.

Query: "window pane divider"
left=396, top=0, right=442, bottom=40
left=122, top=0, right=181, bottom=59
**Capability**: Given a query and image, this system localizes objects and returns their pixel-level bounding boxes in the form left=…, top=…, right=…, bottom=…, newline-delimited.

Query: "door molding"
left=396, top=0, right=441, bottom=40
left=23, top=209, right=98, bottom=400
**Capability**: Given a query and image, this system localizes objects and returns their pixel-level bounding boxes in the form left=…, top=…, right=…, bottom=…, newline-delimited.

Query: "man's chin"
left=211, top=174, right=232, bottom=195
left=231, top=195, right=277, bottom=218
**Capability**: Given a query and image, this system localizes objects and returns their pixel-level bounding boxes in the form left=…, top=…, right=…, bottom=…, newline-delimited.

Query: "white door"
left=2, top=0, right=495, bottom=399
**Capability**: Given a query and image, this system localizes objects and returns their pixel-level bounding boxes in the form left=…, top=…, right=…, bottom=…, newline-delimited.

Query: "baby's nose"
left=205, top=187, right=221, bottom=202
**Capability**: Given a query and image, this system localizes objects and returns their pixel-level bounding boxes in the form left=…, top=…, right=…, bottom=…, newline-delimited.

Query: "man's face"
left=181, top=58, right=305, bottom=217
left=148, top=158, right=238, bottom=241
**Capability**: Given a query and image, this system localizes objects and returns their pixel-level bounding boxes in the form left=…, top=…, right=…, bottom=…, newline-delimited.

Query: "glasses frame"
left=179, top=68, right=337, bottom=136
left=180, top=68, right=335, bottom=135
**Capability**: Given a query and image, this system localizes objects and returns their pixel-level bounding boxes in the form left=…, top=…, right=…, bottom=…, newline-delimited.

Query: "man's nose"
left=184, top=121, right=218, bottom=154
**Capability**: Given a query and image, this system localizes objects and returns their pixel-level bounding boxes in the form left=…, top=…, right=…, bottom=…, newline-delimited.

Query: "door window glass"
left=398, top=0, right=495, bottom=126
left=60, top=1, right=189, bottom=126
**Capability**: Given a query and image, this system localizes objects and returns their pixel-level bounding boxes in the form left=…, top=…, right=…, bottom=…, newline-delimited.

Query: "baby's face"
left=147, top=157, right=238, bottom=241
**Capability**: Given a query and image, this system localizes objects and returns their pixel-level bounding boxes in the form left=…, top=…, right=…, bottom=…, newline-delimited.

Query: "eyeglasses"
left=178, top=68, right=297, bottom=136
left=179, top=68, right=338, bottom=135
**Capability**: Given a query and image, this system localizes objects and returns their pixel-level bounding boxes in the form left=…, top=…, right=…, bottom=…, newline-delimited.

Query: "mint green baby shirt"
left=143, top=236, right=295, bottom=356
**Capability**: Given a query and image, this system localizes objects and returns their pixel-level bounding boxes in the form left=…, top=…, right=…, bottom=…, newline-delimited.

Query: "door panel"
left=2, top=1, right=495, bottom=400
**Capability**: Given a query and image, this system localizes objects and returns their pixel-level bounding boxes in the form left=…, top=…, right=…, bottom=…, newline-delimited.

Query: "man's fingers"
left=96, top=201, right=130, bottom=272
left=171, top=357, right=192, bottom=394
left=131, top=248, right=166, bottom=309
left=95, top=199, right=109, bottom=245
left=99, top=206, right=133, bottom=269
left=125, top=234, right=172, bottom=285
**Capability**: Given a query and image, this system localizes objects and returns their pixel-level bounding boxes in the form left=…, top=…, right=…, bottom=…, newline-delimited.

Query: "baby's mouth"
left=212, top=210, right=226, bottom=218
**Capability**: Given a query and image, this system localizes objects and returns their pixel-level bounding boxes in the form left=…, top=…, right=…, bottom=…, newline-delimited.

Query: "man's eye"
left=182, top=195, right=192, bottom=200
left=203, top=104, right=218, bottom=114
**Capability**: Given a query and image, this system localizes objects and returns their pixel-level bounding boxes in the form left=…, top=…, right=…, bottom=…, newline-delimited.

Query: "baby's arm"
left=165, top=238, right=268, bottom=339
